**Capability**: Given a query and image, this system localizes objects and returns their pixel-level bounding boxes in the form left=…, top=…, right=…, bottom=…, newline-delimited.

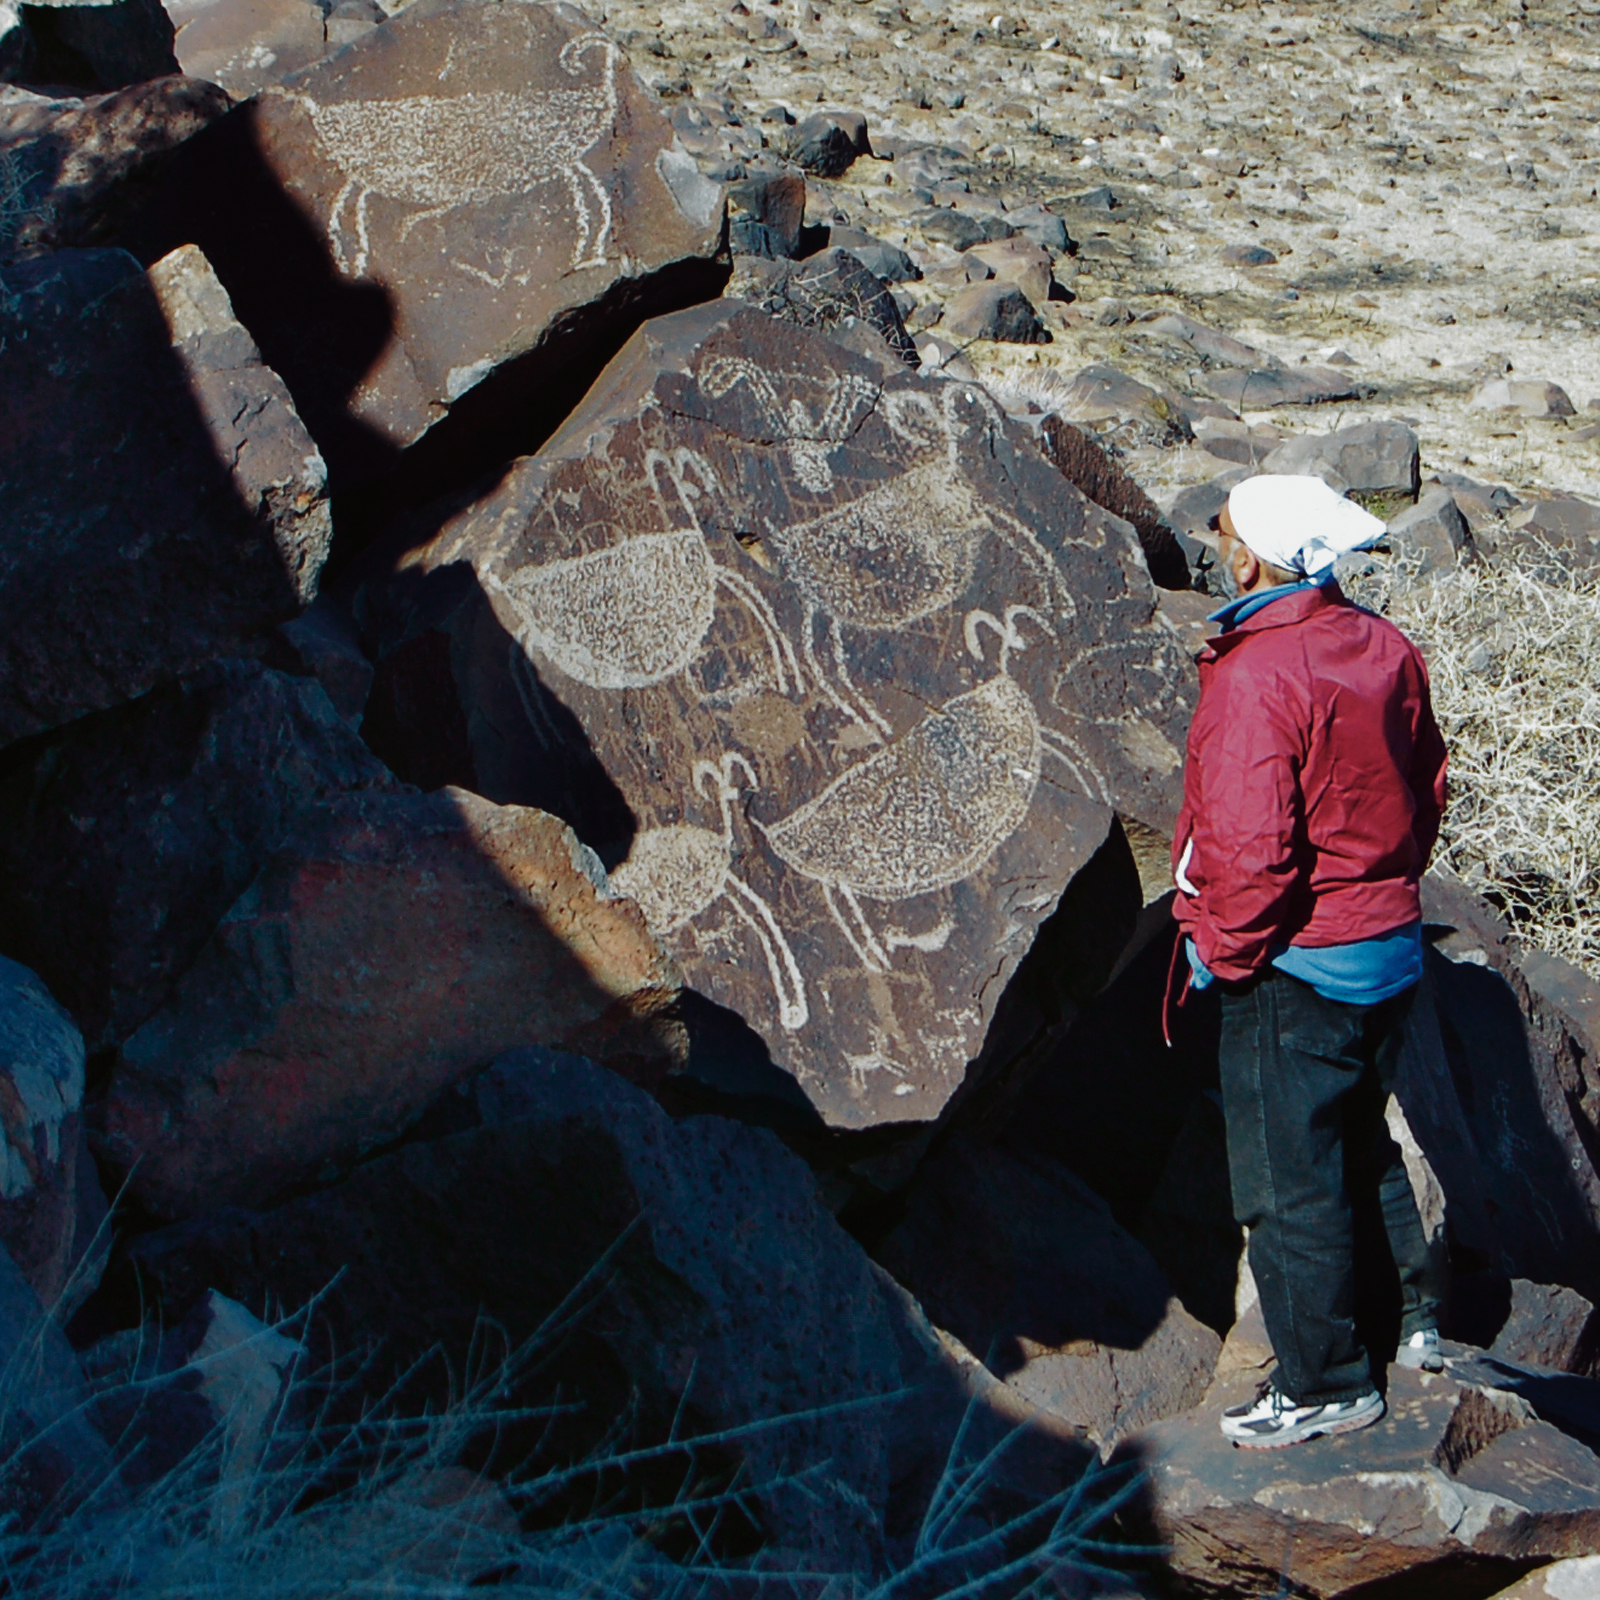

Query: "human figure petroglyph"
left=292, top=34, right=621, bottom=279
left=758, top=606, right=1107, bottom=971
left=609, top=753, right=808, bottom=1031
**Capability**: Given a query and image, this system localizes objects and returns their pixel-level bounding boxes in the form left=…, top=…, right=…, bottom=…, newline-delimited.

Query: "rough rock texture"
left=0, top=660, right=395, bottom=1053
left=165, top=0, right=329, bottom=99
left=0, top=76, right=230, bottom=258
left=0, top=958, right=105, bottom=1315
left=1057, top=362, right=1190, bottom=447
left=98, top=789, right=685, bottom=1218
left=726, top=163, right=805, bottom=258
left=1259, top=419, right=1421, bottom=496
left=1131, top=1364, right=1600, bottom=1599
left=116, top=1048, right=985, bottom=1570
left=355, top=299, right=1193, bottom=1129
left=1388, top=485, right=1473, bottom=575
left=1503, top=494, right=1600, bottom=581
left=1492, top=1282, right=1600, bottom=1380
left=876, top=1134, right=1220, bottom=1451
left=0, top=245, right=329, bottom=750
left=1202, top=364, right=1361, bottom=410
left=731, top=246, right=918, bottom=365
left=788, top=107, right=868, bottom=176
left=942, top=279, right=1048, bottom=344
left=124, top=0, right=728, bottom=487
left=1036, top=413, right=1194, bottom=591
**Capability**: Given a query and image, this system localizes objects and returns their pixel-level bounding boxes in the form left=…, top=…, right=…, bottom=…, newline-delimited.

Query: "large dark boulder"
left=0, top=245, right=329, bottom=749
left=97, top=791, right=685, bottom=1218
left=0, top=660, right=394, bottom=1053
left=354, top=299, right=1193, bottom=1131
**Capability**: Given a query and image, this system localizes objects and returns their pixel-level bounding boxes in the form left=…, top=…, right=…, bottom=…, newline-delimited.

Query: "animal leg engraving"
left=829, top=616, right=892, bottom=738
left=509, top=643, right=560, bottom=748
left=571, top=159, right=614, bottom=269
left=715, top=565, right=802, bottom=696
left=823, top=883, right=889, bottom=973
left=724, top=875, right=809, bottom=1030
left=801, top=605, right=884, bottom=745
left=327, top=176, right=356, bottom=274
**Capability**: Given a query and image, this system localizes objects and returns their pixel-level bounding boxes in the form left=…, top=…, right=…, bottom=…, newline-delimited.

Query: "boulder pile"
left=5, top=2, right=1600, bottom=1597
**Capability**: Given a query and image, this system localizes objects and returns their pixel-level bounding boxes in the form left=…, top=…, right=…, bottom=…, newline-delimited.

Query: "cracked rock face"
left=1133, top=1366, right=1600, bottom=1598
left=356, top=299, right=1192, bottom=1128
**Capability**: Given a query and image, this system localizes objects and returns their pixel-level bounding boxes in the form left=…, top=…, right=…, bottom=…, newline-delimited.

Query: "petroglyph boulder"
left=97, top=789, right=685, bottom=1218
left=127, top=0, right=728, bottom=483
left=356, top=300, right=1194, bottom=1129
left=0, top=245, right=329, bottom=749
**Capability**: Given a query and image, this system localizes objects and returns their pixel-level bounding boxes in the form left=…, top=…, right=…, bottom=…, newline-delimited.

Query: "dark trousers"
left=1218, top=968, right=1439, bottom=1404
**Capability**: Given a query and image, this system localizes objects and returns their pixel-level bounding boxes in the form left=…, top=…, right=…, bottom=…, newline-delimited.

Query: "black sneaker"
left=1220, top=1381, right=1385, bottom=1449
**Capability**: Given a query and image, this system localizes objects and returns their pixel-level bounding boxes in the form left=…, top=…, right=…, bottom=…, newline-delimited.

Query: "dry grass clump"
left=1379, top=543, right=1600, bottom=977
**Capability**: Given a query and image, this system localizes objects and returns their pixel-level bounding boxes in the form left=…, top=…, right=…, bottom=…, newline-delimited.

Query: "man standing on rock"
left=1170, top=473, right=1449, bottom=1449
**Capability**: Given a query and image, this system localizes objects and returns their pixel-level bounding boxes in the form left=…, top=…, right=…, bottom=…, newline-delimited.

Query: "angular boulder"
left=124, top=0, right=728, bottom=487
left=731, top=246, right=918, bottom=366
left=0, top=76, right=230, bottom=258
left=1491, top=1281, right=1600, bottom=1379
left=19, top=0, right=177, bottom=90
left=0, top=958, right=106, bottom=1315
left=165, top=0, right=330, bottom=99
left=1260, top=419, right=1421, bottom=496
left=98, top=789, right=684, bottom=1217
left=876, top=1134, right=1220, bottom=1452
left=1203, top=363, right=1361, bottom=409
left=116, top=1048, right=981, bottom=1570
left=1388, top=484, right=1473, bottom=574
left=0, top=660, right=394, bottom=1053
left=0, top=246, right=329, bottom=749
left=1131, top=1365, right=1600, bottom=1598
left=355, top=300, right=1193, bottom=1129
left=941, top=280, right=1048, bottom=345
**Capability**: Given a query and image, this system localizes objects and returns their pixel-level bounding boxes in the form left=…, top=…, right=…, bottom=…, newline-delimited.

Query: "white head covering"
left=1225, top=474, right=1386, bottom=580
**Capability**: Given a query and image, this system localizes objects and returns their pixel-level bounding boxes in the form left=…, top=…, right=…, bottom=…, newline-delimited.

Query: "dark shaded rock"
left=1261, top=419, right=1421, bottom=495
left=727, top=163, right=805, bottom=258
left=1491, top=1281, right=1600, bottom=1379
left=0, top=958, right=106, bottom=1317
left=941, top=279, right=1047, bottom=344
left=732, top=245, right=918, bottom=365
left=99, top=789, right=684, bottom=1218
left=1142, top=310, right=1268, bottom=369
left=276, top=595, right=375, bottom=727
left=1005, top=202, right=1070, bottom=254
left=116, top=1049, right=977, bottom=1569
left=0, top=661, right=394, bottom=1053
left=122, top=0, right=728, bottom=491
left=1129, top=1364, right=1600, bottom=1599
left=0, top=246, right=329, bottom=750
left=1405, top=872, right=1600, bottom=1306
left=0, top=1238, right=118, bottom=1525
left=829, top=223, right=919, bottom=283
left=1219, top=242, right=1276, bottom=266
left=1163, top=469, right=1249, bottom=539
left=1203, top=363, right=1362, bottom=408
left=20, top=0, right=177, bottom=90
left=166, top=0, right=331, bottom=97
left=961, top=236, right=1054, bottom=304
left=0, top=76, right=230, bottom=258
left=787, top=107, right=868, bottom=176
left=1388, top=484, right=1473, bottom=574
left=912, top=205, right=1011, bottom=250
left=354, top=299, right=1193, bottom=1131
left=1, top=11, right=37, bottom=78
left=877, top=1133, right=1219, bottom=1451
left=1037, top=413, right=1194, bottom=590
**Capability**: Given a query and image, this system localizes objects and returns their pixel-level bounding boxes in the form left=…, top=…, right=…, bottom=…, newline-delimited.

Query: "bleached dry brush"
left=1382, top=546, right=1600, bottom=978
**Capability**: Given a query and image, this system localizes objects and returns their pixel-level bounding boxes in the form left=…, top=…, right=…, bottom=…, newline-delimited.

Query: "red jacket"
left=1171, top=584, right=1447, bottom=983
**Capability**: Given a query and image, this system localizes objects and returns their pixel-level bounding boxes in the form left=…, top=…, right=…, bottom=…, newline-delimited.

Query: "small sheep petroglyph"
left=292, top=34, right=620, bottom=279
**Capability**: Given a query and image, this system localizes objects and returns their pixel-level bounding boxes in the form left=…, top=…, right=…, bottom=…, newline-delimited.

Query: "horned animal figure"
left=295, top=34, right=621, bottom=278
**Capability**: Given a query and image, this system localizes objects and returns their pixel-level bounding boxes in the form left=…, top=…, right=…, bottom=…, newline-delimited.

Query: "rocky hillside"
left=4, top=0, right=1600, bottom=1596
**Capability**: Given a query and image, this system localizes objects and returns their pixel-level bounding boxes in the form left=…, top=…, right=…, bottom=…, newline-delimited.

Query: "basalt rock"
left=355, top=299, right=1192, bottom=1130
left=122, top=0, right=729, bottom=490
left=0, top=958, right=106, bottom=1316
left=20, top=0, right=177, bottom=90
left=165, top=0, right=330, bottom=99
left=1130, top=1364, right=1600, bottom=1598
left=97, top=789, right=684, bottom=1218
left=731, top=245, right=918, bottom=365
left=0, top=245, right=329, bottom=749
left=0, top=76, right=230, bottom=259
left=1260, top=419, right=1421, bottom=496
left=0, top=660, right=395, bottom=1054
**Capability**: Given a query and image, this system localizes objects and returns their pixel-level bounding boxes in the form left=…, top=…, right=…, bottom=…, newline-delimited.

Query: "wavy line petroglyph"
left=290, top=35, right=620, bottom=278
left=610, top=754, right=809, bottom=1030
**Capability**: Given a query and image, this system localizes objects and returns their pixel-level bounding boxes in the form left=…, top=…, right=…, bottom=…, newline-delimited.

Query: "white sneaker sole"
left=1227, top=1398, right=1386, bottom=1450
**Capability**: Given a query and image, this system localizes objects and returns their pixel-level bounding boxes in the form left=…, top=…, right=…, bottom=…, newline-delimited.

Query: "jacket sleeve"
left=1408, top=651, right=1448, bottom=870
left=1181, top=654, right=1308, bottom=982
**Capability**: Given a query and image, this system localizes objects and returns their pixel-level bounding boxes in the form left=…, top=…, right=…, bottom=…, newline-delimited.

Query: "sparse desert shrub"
left=1376, top=542, right=1600, bottom=976
left=0, top=1285, right=1150, bottom=1600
